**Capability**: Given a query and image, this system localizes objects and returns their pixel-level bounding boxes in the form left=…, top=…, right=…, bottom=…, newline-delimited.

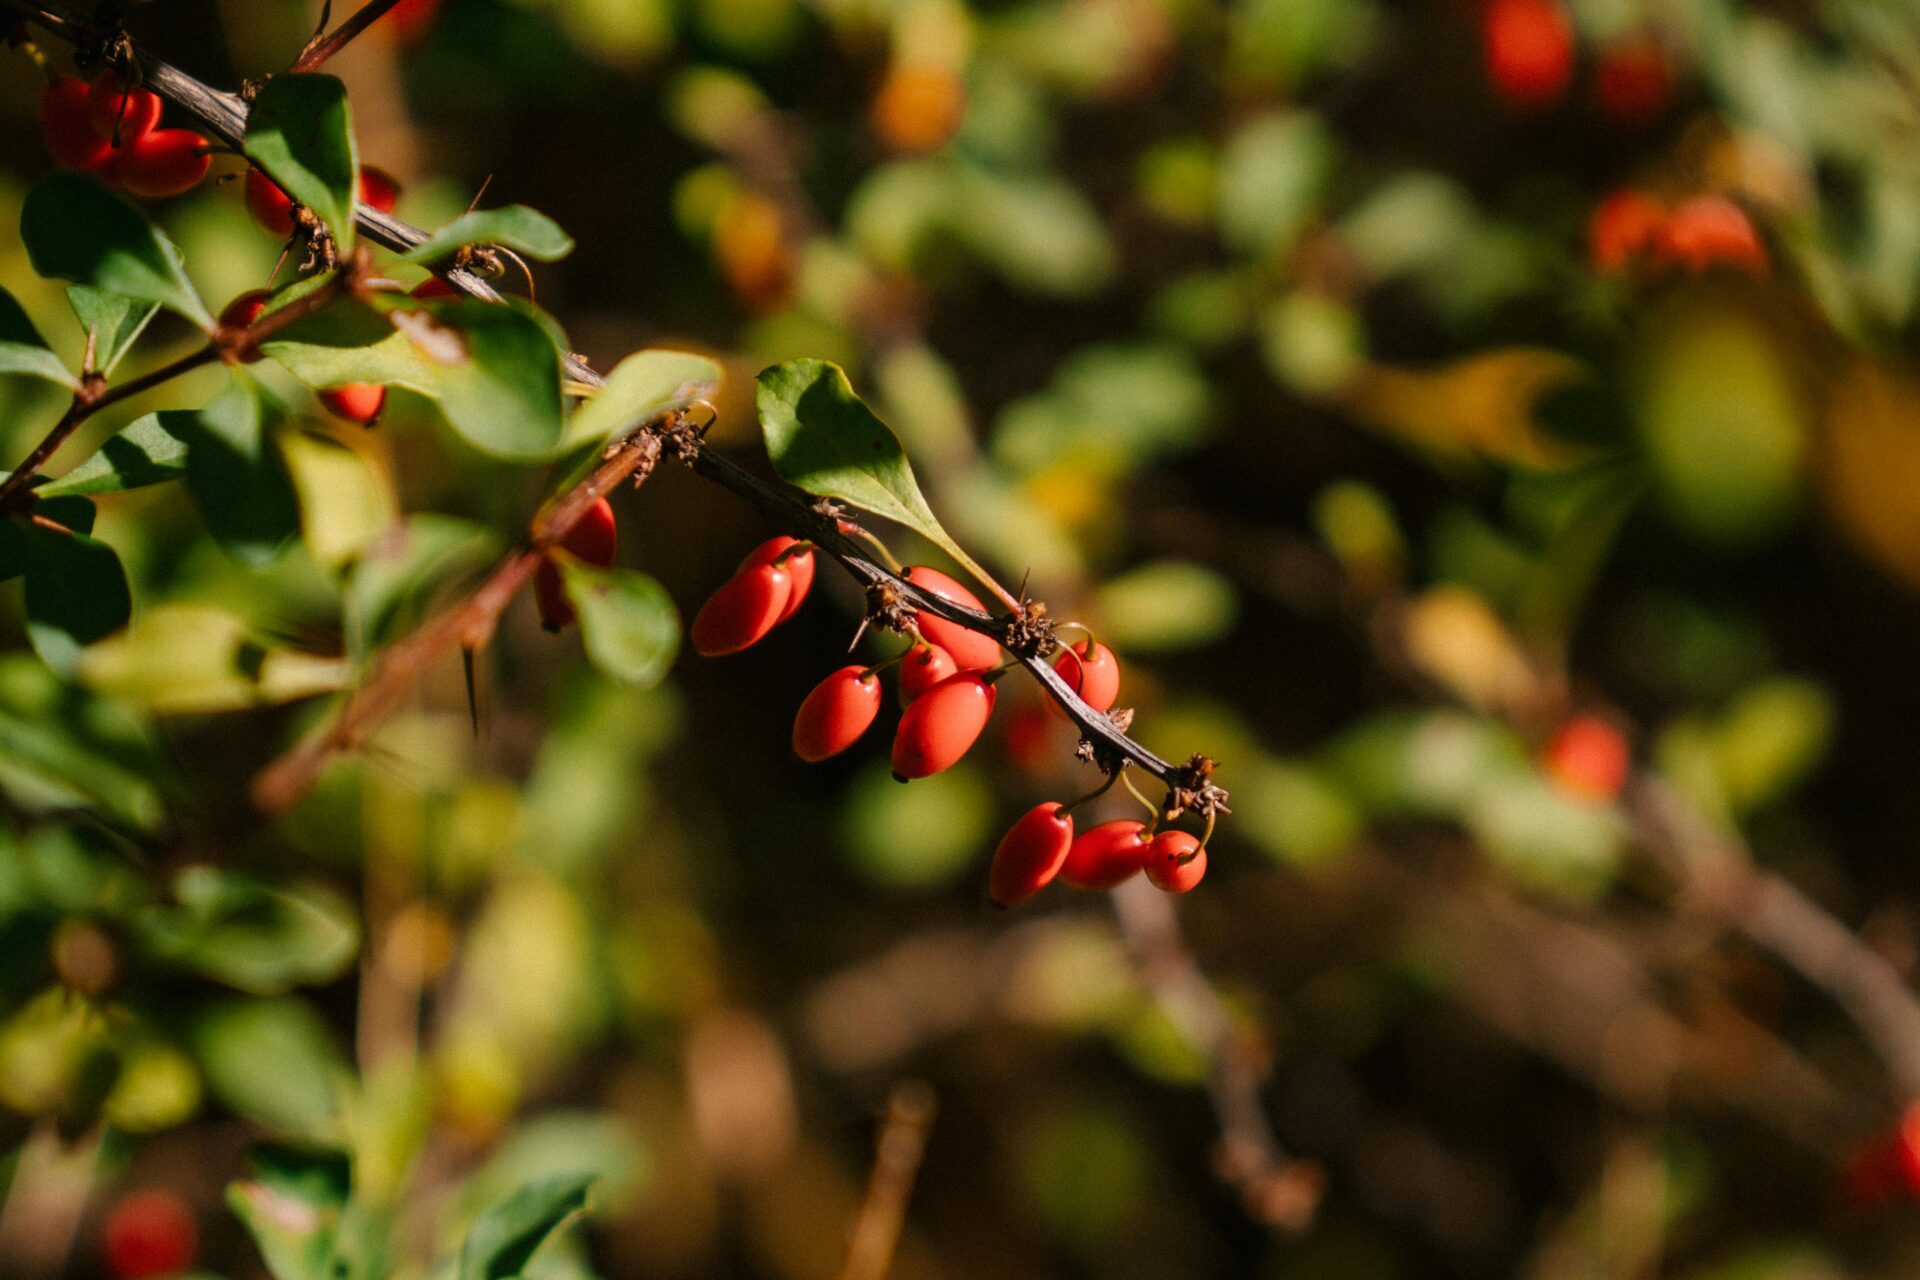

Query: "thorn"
left=461, top=643, right=481, bottom=738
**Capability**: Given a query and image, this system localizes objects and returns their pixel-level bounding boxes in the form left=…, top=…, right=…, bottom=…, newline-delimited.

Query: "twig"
left=838, top=1081, right=938, bottom=1280
left=290, top=0, right=405, bottom=73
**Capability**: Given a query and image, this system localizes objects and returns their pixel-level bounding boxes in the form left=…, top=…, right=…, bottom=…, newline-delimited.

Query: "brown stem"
left=289, top=0, right=406, bottom=73
left=837, top=1081, right=937, bottom=1280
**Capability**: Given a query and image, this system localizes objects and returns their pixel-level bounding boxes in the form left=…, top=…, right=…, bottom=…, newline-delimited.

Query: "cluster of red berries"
left=693, top=544, right=1211, bottom=904
left=1588, top=191, right=1767, bottom=277
left=1480, top=0, right=1673, bottom=124
left=39, top=71, right=210, bottom=198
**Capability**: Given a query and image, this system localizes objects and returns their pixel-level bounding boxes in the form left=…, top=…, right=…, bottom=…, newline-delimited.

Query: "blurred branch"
left=0, top=1123, right=100, bottom=1278
left=290, top=0, right=405, bottom=72
left=839, top=1081, right=938, bottom=1280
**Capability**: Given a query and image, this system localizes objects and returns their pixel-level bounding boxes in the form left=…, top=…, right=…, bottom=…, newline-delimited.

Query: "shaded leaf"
left=40, top=414, right=190, bottom=497
left=23, top=521, right=130, bottom=676
left=346, top=516, right=501, bottom=656
left=559, top=563, right=680, bottom=688
left=245, top=75, right=360, bottom=253
left=0, top=286, right=75, bottom=387
left=67, top=285, right=158, bottom=376
left=1095, top=560, right=1238, bottom=653
left=0, top=496, right=95, bottom=583
left=458, top=1174, right=595, bottom=1280
left=403, top=206, right=575, bottom=265
left=170, top=383, right=302, bottom=566
left=138, top=866, right=359, bottom=995
left=21, top=175, right=210, bottom=327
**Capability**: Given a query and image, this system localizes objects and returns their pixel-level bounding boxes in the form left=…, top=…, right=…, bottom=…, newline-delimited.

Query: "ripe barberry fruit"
left=739, top=536, right=814, bottom=625
left=793, top=665, right=883, bottom=761
left=1542, top=714, right=1630, bottom=802
left=103, top=1189, right=197, bottom=1280
left=1592, top=35, right=1672, bottom=126
left=891, top=671, right=996, bottom=779
left=1143, top=830, right=1207, bottom=893
left=219, top=291, right=272, bottom=361
left=412, top=277, right=459, bottom=301
left=1588, top=189, right=1666, bottom=275
left=1893, top=1104, right=1920, bottom=1199
left=988, top=802, right=1075, bottom=906
left=534, top=496, right=619, bottom=632
left=1051, top=638, right=1120, bottom=714
left=1651, top=196, right=1767, bottom=274
left=389, top=0, right=442, bottom=42
left=899, top=643, right=956, bottom=702
left=692, top=560, right=793, bottom=656
left=319, top=383, right=387, bottom=426
left=114, top=129, right=211, bottom=198
left=903, top=566, right=1002, bottom=671
left=246, top=169, right=297, bottom=238
left=1482, top=0, right=1575, bottom=110
left=87, top=71, right=163, bottom=143
left=872, top=64, right=967, bottom=155
left=359, top=165, right=401, bottom=214
left=41, top=76, right=113, bottom=171
left=1059, top=819, right=1149, bottom=890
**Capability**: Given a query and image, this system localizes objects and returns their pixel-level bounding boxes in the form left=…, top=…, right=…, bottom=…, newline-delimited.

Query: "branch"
left=290, top=0, right=405, bottom=73
left=837, top=1081, right=937, bottom=1280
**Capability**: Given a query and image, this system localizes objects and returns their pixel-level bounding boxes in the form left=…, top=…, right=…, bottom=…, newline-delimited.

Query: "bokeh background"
left=7, top=0, right=1920, bottom=1276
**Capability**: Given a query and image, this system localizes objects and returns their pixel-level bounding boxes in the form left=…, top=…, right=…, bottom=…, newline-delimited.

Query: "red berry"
left=1588, top=189, right=1666, bottom=275
left=739, top=536, right=814, bottom=625
left=891, top=671, right=996, bottom=779
left=389, top=0, right=442, bottom=42
left=1651, top=196, right=1767, bottom=274
left=114, top=129, right=210, bottom=198
left=1050, top=639, right=1120, bottom=715
left=1059, top=819, right=1149, bottom=890
left=319, top=383, right=386, bottom=426
left=102, top=1189, right=196, bottom=1280
left=246, top=168, right=297, bottom=238
left=903, top=566, right=1002, bottom=671
left=219, top=290, right=272, bottom=361
left=1542, top=714, right=1631, bottom=802
left=793, top=665, right=883, bottom=761
left=692, top=561, right=792, bottom=656
left=1593, top=35, right=1672, bottom=126
left=1483, top=0, right=1574, bottom=110
left=1844, top=1131, right=1907, bottom=1210
left=359, top=165, right=401, bottom=214
left=412, top=277, right=459, bottom=300
left=988, top=801, right=1075, bottom=906
left=562, top=496, right=619, bottom=567
left=87, top=70, right=162, bottom=143
left=899, top=643, right=956, bottom=702
left=1143, top=830, right=1207, bottom=893
left=41, top=76, right=112, bottom=171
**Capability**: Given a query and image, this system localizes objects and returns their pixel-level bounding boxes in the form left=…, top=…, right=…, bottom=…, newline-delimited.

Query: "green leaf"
left=40, top=413, right=190, bottom=497
left=559, top=564, right=679, bottom=688
left=563, top=349, right=722, bottom=450
left=1094, top=560, right=1237, bottom=652
left=227, top=1144, right=351, bottom=1280
left=402, top=206, right=575, bottom=265
left=411, top=301, right=568, bottom=460
left=67, top=285, right=158, bottom=376
left=193, top=998, right=346, bottom=1136
left=0, top=287, right=75, bottom=388
left=21, top=174, right=211, bottom=327
left=170, top=383, right=302, bottom=566
left=78, top=604, right=349, bottom=713
left=281, top=431, right=397, bottom=571
left=345, top=515, right=501, bottom=656
left=23, top=521, right=131, bottom=676
left=458, top=1174, right=595, bottom=1280
left=0, top=496, right=94, bottom=583
left=245, top=74, right=360, bottom=253
left=138, top=867, right=360, bottom=995
left=757, top=359, right=982, bottom=576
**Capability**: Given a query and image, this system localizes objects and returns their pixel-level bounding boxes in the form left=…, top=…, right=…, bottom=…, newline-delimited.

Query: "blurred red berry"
left=903, top=566, right=1002, bottom=670
left=793, top=665, right=883, bottom=761
left=388, top=0, right=442, bottom=42
left=1593, top=34, right=1673, bottom=126
left=246, top=168, right=297, bottom=238
left=412, top=277, right=459, bottom=300
left=87, top=70, right=162, bottom=142
left=1144, top=830, right=1207, bottom=893
left=103, top=1189, right=196, bottom=1280
left=692, top=561, right=792, bottom=656
left=1483, top=0, right=1575, bottom=110
left=41, top=76, right=112, bottom=171
left=1652, top=196, right=1767, bottom=274
left=892, top=671, right=995, bottom=779
left=534, top=497, right=619, bottom=631
left=359, top=165, right=401, bottom=214
left=319, top=383, right=387, bottom=426
left=1542, top=714, right=1631, bottom=802
left=988, top=801, right=1075, bottom=906
left=1588, top=189, right=1667, bottom=275
left=219, top=290, right=272, bottom=361
left=1060, top=819, right=1150, bottom=890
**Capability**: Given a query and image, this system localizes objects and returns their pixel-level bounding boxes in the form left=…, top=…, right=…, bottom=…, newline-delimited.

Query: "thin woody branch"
left=290, top=0, right=406, bottom=73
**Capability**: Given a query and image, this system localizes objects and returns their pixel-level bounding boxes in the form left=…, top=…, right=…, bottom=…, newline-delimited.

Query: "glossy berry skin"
left=41, top=76, right=113, bottom=171
left=87, top=70, right=163, bottom=142
left=1144, top=830, right=1207, bottom=893
left=246, top=169, right=297, bottom=238
left=1588, top=189, right=1666, bottom=275
left=988, top=802, right=1075, bottom=906
left=115, top=129, right=210, bottom=198
left=1060, top=819, right=1149, bottom=891
left=1543, top=714, right=1631, bottom=802
left=899, top=644, right=956, bottom=702
left=1593, top=35, right=1672, bottom=126
left=1482, top=0, right=1575, bottom=110
left=319, top=383, right=387, bottom=426
left=359, top=165, right=401, bottom=214
left=793, top=666, right=883, bottom=761
left=219, top=291, right=272, bottom=361
left=1652, top=196, right=1766, bottom=274
left=534, top=497, right=619, bottom=632
left=1051, top=639, right=1120, bottom=714
left=102, top=1189, right=197, bottom=1279
left=739, top=536, right=814, bottom=625
left=903, top=566, right=1002, bottom=671
left=692, top=561, right=792, bottom=656
left=891, top=671, right=996, bottom=779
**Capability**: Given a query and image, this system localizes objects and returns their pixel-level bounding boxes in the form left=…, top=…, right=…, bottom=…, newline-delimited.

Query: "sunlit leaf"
left=139, top=866, right=360, bottom=995
left=558, top=563, right=680, bottom=688
left=245, top=74, right=360, bottom=253
left=403, top=206, right=575, bottom=264
left=1095, top=560, right=1237, bottom=652
left=67, top=285, right=157, bottom=377
left=281, top=432, right=396, bottom=571
left=23, top=520, right=130, bottom=676
left=563, top=348, right=721, bottom=450
left=0, top=286, right=75, bottom=388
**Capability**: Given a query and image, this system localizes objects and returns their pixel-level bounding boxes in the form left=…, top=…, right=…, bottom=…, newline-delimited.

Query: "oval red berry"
left=793, top=665, right=883, bottom=761
left=988, top=801, right=1075, bottom=906
left=319, top=383, right=386, bottom=425
left=87, top=71, right=163, bottom=142
left=1482, top=0, right=1574, bottom=109
left=359, top=165, right=401, bottom=214
left=562, top=497, right=618, bottom=568
left=115, top=129, right=210, bottom=198
left=246, top=168, right=296, bottom=238
left=1050, top=639, right=1120, bottom=716
left=903, top=566, right=1002, bottom=671
left=692, top=562, right=792, bottom=656
left=103, top=1189, right=197, bottom=1280
left=891, top=671, right=996, bottom=779
left=41, top=77, right=111, bottom=171
left=1144, top=830, right=1207, bottom=894
left=740, top=536, right=814, bottom=625
left=1059, top=819, right=1149, bottom=890
left=899, top=643, right=956, bottom=702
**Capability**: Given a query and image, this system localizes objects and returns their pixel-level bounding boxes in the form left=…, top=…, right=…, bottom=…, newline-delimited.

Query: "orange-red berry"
left=412, top=277, right=459, bottom=301
left=1593, top=35, right=1672, bottom=126
left=900, top=643, right=956, bottom=702
left=988, top=801, right=1075, bottom=906
left=1542, top=714, right=1631, bottom=802
left=41, top=76, right=112, bottom=171
left=114, top=129, right=210, bottom=198
left=903, top=566, right=1002, bottom=670
left=739, top=536, right=814, bottom=625
left=219, top=290, right=272, bottom=361
left=319, top=383, right=387, bottom=426
left=1144, top=830, right=1207, bottom=893
left=1059, top=819, right=1149, bottom=890
left=389, top=0, right=442, bottom=42
left=359, top=165, right=401, bottom=214
left=793, top=665, right=883, bottom=761
left=1651, top=196, right=1767, bottom=274
left=534, top=497, right=619, bottom=632
left=692, top=561, right=792, bottom=656
left=1588, top=189, right=1666, bottom=275
left=87, top=70, right=163, bottom=142
left=1050, top=639, right=1120, bottom=715
left=246, top=168, right=297, bottom=238
left=103, top=1189, right=197, bottom=1280
left=1483, top=0, right=1575, bottom=110
left=891, top=671, right=996, bottom=779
